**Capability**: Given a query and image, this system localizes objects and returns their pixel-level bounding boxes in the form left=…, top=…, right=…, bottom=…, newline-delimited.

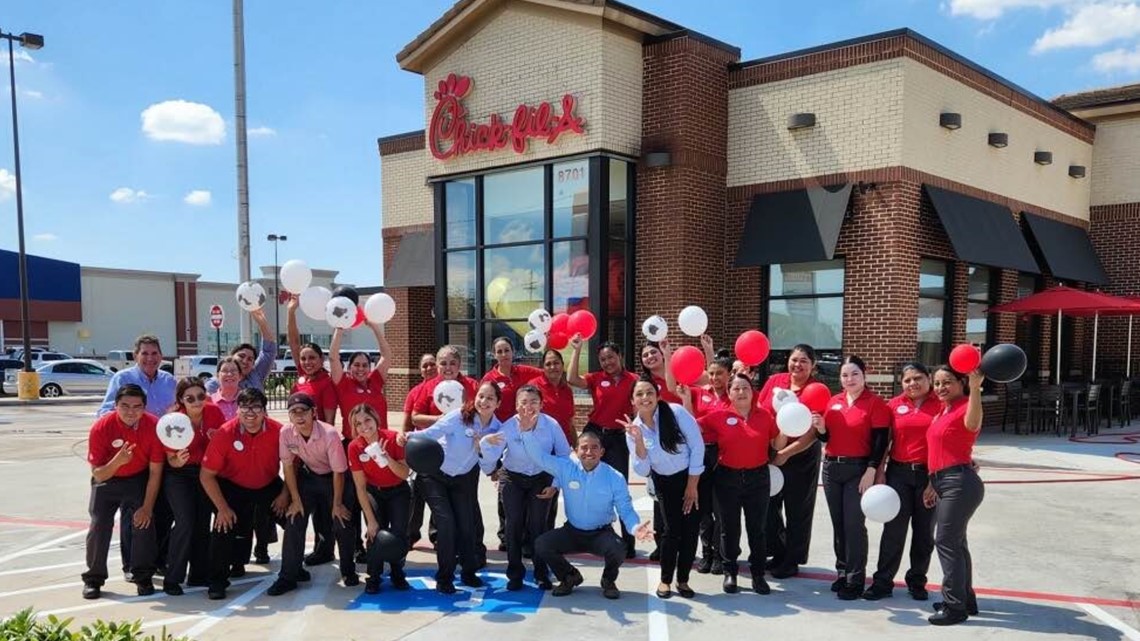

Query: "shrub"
left=0, top=610, right=187, bottom=641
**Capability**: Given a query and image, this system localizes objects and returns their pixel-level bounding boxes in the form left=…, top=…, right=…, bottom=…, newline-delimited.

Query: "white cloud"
left=109, top=187, right=149, bottom=204
left=248, top=125, right=277, bottom=137
left=1, top=50, right=34, bottom=65
left=0, top=169, right=15, bottom=200
left=1033, top=1, right=1140, bottom=51
left=1092, top=44, right=1140, bottom=70
left=183, top=190, right=212, bottom=206
left=947, top=0, right=1073, bottom=20
left=22, top=89, right=43, bottom=99
left=33, top=233, right=57, bottom=241
left=140, top=100, right=225, bottom=145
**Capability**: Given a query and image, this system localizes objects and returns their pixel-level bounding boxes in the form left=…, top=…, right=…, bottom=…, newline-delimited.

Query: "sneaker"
left=266, top=578, right=298, bottom=597
left=163, top=582, right=184, bottom=596
left=390, top=575, right=411, bottom=591
left=830, top=577, right=846, bottom=592
left=304, top=551, right=334, bottom=567
left=722, top=574, right=738, bottom=594
left=751, top=576, right=771, bottom=595
left=696, top=557, right=713, bottom=574
left=207, top=585, right=227, bottom=600
left=343, top=574, right=360, bottom=587
left=770, top=564, right=798, bottom=579
left=551, top=571, right=583, bottom=597
left=229, top=565, right=246, bottom=578
left=928, top=609, right=969, bottom=626
left=253, top=551, right=271, bottom=564
left=364, top=578, right=381, bottom=595
left=460, top=573, right=484, bottom=588
left=908, top=584, right=929, bottom=601
left=863, top=584, right=893, bottom=601
left=536, top=578, right=553, bottom=591
left=437, top=580, right=456, bottom=595
left=82, top=584, right=101, bottom=600
left=601, top=579, right=621, bottom=600
left=837, top=584, right=864, bottom=601
left=136, top=581, right=155, bottom=597
left=298, top=569, right=312, bottom=582
left=710, top=558, right=724, bottom=576
left=934, top=600, right=979, bottom=616
left=506, top=578, right=524, bottom=591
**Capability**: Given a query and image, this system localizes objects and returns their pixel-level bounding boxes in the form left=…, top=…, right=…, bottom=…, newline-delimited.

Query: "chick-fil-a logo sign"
left=428, top=73, right=586, bottom=161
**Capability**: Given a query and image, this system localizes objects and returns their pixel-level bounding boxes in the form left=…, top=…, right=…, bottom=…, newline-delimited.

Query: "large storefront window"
left=768, top=260, right=845, bottom=350
left=438, top=156, right=635, bottom=376
left=917, top=259, right=950, bottom=364
left=966, top=265, right=993, bottom=349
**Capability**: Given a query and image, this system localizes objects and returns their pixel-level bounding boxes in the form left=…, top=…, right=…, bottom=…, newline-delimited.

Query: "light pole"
left=2, top=28, right=44, bottom=401
left=267, top=234, right=286, bottom=344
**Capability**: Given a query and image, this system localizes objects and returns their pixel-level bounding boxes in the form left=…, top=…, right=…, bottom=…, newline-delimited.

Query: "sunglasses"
left=183, top=393, right=208, bottom=403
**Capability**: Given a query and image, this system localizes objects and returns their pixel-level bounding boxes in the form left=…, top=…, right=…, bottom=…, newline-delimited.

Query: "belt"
left=300, top=466, right=334, bottom=479
left=890, top=460, right=927, bottom=471
left=929, top=463, right=971, bottom=481
left=825, top=455, right=868, bottom=464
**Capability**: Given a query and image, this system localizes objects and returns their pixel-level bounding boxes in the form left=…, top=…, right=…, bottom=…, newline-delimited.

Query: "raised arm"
left=521, top=429, right=564, bottom=478
left=611, top=470, right=640, bottom=534
left=370, top=323, right=393, bottom=379
left=250, top=309, right=276, bottom=379
left=965, top=371, right=984, bottom=432
left=286, top=295, right=302, bottom=372
left=566, top=336, right=587, bottom=389
left=329, top=328, right=346, bottom=384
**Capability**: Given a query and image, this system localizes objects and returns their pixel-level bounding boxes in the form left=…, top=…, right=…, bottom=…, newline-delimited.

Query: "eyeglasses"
left=288, top=407, right=312, bottom=416
left=183, top=393, right=208, bottom=403
left=238, top=405, right=265, bottom=413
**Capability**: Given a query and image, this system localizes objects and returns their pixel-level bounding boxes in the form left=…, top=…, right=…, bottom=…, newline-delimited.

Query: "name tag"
left=112, top=439, right=125, bottom=448
left=358, top=453, right=371, bottom=462
left=568, top=481, right=581, bottom=490
left=726, top=417, right=738, bottom=426
left=233, top=441, right=245, bottom=452
left=831, top=404, right=844, bottom=412
left=600, top=380, right=611, bottom=388
left=288, top=444, right=300, bottom=453
left=897, top=405, right=910, bottom=415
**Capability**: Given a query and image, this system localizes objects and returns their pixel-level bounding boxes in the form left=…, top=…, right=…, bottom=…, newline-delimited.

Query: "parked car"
left=3, top=359, right=115, bottom=398
left=106, top=350, right=135, bottom=372
left=8, top=350, right=71, bottom=368
left=174, top=355, right=219, bottom=379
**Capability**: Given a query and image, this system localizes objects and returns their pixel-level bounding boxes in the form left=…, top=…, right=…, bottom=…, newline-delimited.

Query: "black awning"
left=383, top=230, right=435, bottom=287
left=734, top=184, right=852, bottom=267
left=923, top=185, right=1039, bottom=273
left=1022, top=212, right=1108, bottom=285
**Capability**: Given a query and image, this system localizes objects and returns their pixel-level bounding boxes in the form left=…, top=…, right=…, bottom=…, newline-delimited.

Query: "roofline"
left=606, top=0, right=740, bottom=56
left=378, top=130, right=426, bottom=145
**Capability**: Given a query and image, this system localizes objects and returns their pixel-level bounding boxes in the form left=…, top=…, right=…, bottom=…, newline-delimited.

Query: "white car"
left=174, top=355, right=220, bottom=380
left=3, top=359, right=114, bottom=398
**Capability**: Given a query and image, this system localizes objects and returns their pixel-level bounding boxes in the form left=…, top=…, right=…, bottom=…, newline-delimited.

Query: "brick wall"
left=382, top=223, right=439, bottom=404
left=1089, top=203, right=1140, bottom=378
left=380, top=141, right=434, bottom=230
left=1089, top=117, right=1140, bottom=207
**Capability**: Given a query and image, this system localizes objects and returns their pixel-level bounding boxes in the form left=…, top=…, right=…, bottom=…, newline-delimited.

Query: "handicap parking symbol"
left=346, top=571, right=543, bottom=614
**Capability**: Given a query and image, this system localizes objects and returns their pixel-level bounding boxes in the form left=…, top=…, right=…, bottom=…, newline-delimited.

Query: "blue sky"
left=1, top=0, right=1137, bottom=287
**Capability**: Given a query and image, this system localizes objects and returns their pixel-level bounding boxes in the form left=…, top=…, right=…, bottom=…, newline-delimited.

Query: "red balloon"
left=949, top=344, right=981, bottom=373
left=352, top=307, right=366, bottom=328
left=670, top=346, right=705, bottom=386
left=734, top=330, right=771, bottom=366
left=550, top=313, right=570, bottom=336
left=547, top=331, right=569, bottom=350
left=567, top=310, right=598, bottom=340
left=800, top=382, right=832, bottom=414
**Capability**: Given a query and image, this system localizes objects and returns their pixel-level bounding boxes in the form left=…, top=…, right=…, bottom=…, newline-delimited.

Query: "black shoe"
left=908, top=585, right=929, bottom=601
left=752, top=576, right=771, bottom=595
left=601, top=579, right=620, bottom=600
left=304, top=552, right=334, bottom=567
left=460, top=573, right=484, bottom=588
left=837, top=584, right=864, bottom=601
left=696, top=557, right=713, bottom=574
left=655, top=585, right=672, bottom=599
left=136, top=581, right=155, bottom=597
left=676, top=584, right=696, bottom=599
left=297, top=569, right=311, bottom=582
left=710, top=558, right=724, bottom=575
left=770, top=564, right=798, bottom=579
left=723, top=574, right=739, bottom=594
left=364, top=578, right=381, bottom=595
left=536, top=578, right=553, bottom=591
left=253, top=551, right=271, bottom=564
left=343, top=574, right=360, bottom=587
left=507, top=578, right=524, bottom=591
left=437, top=580, right=456, bottom=595
left=830, top=577, right=846, bottom=592
left=390, top=575, right=411, bottom=591
left=625, top=547, right=636, bottom=560
left=934, top=600, right=979, bottom=616
left=928, top=609, right=969, bottom=626
left=266, top=578, right=297, bottom=597
left=229, top=565, right=246, bottom=578
left=551, top=571, right=583, bottom=597
left=163, top=582, right=184, bottom=596
left=354, top=549, right=367, bottom=565
left=649, top=548, right=661, bottom=562
left=765, top=557, right=781, bottom=570
left=123, top=571, right=134, bottom=583
left=863, top=584, right=893, bottom=601
left=207, top=585, right=227, bottom=600
left=82, top=584, right=101, bottom=600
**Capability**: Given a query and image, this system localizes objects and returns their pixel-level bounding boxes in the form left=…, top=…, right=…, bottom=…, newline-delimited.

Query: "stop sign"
left=210, top=304, right=225, bottom=330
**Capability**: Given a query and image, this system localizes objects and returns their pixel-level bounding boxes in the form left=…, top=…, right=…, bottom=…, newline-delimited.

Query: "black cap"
left=286, top=393, right=315, bottom=410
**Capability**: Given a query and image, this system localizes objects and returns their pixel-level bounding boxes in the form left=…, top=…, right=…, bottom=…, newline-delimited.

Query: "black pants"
left=249, top=502, right=279, bottom=561
left=153, top=490, right=173, bottom=571
left=583, top=423, right=633, bottom=554
left=932, top=465, right=984, bottom=613
left=535, top=524, right=625, bottom=583
left=767, top=440, right=821, bottom=568
left=281, top=471, right=356, bottom=581
left=208, top=477, right=284, bottom=589
left=872, top=461, right=936, bottom=591
left=823, top=459, right=869, bottom=588
left=547, top=490, right=561, bottom=529
left=83, top=473, right=157, bottom=587
left=697, top=444, right=720, bottom=559
left=421, top=466, right=480, bottom=582
left=502, top=470, right=554, bottom=582
left=496, top=474, right=508, bottom=548
left=163, top=466, right=211, bottom=586
left=714, top=465, right=770, bottom=577
left=363, top=483, right=410, bottom=580
left=653, top=469, right=700, bottom=584
left=407, top=474, right=437, bottom=545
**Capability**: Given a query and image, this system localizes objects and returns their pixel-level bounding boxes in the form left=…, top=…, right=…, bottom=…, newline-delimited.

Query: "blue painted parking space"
left=346, top=571, right=544, bottom=614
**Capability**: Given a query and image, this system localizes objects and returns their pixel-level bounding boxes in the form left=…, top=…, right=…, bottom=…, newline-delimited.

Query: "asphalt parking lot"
left=0, top=400, right=1138, bottom=640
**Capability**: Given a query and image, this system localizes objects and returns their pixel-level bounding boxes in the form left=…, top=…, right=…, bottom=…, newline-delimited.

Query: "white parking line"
left=1079, top=603, right=1140, bottom=640
left=645, top=566, right=669, bottom=641
left=0, top=560, right=85, bottom=577
left=181, top=577, right=275, bottom=638
left=0, top=576, right=124, bottom=599
left=0, top=530, right=87, bottom=565
left=40, top=577, right=266, bottom=617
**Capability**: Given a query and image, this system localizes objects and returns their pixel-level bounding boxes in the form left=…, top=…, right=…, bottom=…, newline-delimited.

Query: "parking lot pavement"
left=1, top=402, right=1138, bottom=640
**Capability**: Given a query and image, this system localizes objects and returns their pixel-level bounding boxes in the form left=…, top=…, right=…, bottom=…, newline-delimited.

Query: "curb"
left=0, top=395, right=102, bottom=407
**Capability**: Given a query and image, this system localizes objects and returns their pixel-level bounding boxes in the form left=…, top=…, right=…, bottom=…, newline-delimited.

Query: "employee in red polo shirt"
left=410, top=345, right=479, bottom=427
left=329, top=324, right=393, bottom=437
left=694, top=374, right=786, bottom=595
left=682, top=352, right=733, bottom=575
left=200, top=388, right=289, bottom=600
left=816, top=355, right=891, bottom=601
left=347, top=403, right=411, bottom=594
left=568, top=335, right=638, bottom=558
left=923, top=366, right=985, bottom=626
left=404, top=352, right=438, bottom=547
left=81, top=384, right=163, bottom=600
left=641, top=341, right=681, bottom=403
left=287, top=297, right=339, bottom=423
left=866, top=362, right=940, bottom=602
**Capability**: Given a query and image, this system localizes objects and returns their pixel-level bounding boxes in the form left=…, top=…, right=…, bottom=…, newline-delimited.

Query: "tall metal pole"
left=6, top=36, right=32, bottom=373
left=233, top=0, right=252, bottom=343
left=273, top=239, right=280, bottom=343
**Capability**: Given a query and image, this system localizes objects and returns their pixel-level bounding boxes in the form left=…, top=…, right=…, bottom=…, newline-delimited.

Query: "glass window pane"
left=919, top=259, right=946, bottom=297
left=1017, top=273, right=1037, bottom=298
left=445, top=323, right=476, bottom=374
left=445, top=180, right=476, bottom=248
left=553, top=160, right=590, bottom=238
left=485, top=168, right=544, bottom=244
left=770, top=260, right=845, bottom=297
left=768, top=298, right=844, bottom=350
left=608, top=241, right=627, bottom=317
left=553, top=240, right=590, bottom=314
left=608, top=161, right=628, bottom=240
left=917, top=298, right=945, bottom=363
left=966, top=301, right=989, bottom=347
left=483, top=324, right=542, bottom=373
left=967, top=265, right=990, bottom=302
left=446, top=251, right=476, bottom=320
left=484, top=244, right=545, bottom=319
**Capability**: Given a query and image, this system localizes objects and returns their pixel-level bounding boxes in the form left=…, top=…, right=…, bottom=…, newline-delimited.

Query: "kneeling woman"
left=695, top=374, right=786, bottom=595
left=347, top=404, right=411, bottom=594
left=403, top=381, right=501, bottom=594
left=621, top=377, right=704, bottom=599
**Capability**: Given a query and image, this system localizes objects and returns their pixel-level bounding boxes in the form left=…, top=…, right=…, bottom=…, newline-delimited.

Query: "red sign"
left=428, top=73, right=586, bottom=161
left=209, top=305, right=225, bottom=330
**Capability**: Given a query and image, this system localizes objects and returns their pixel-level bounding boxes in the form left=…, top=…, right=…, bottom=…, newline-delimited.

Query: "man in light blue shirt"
left=97, top=335, right=176, bottom=418
left=521, top=428, right=652, bottom=599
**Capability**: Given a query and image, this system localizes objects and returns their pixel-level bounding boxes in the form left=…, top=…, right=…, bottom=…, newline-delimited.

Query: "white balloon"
left=524, top=329, right=547, bottom=353
left=299, top=286, right=332, bottom=321
left=771, top=387, right=800, bottom=413
left=861, top=485, right=902, bottom=524
left=363, top=293, right=397, bottom=324
left=677, top=306, right=708, bottom=337
left=433, top=379, right=465, bottom=413
left=157, top=412, right=194, bottom=451
left=528, top=308, right=552, bottom=333
left=235, top=281, right=266, bottom=312
left=642, top=315, right=668, bottom=342
left=776, top=402, right=812, bottom=438
left=325, top=296, right=357, bottom=329
left=279, top=259, right=313, bottom=294
left=768, top=464, right=784, bottom=497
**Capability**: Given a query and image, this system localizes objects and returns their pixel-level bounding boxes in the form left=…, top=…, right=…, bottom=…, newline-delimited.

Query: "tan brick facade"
left=380, top=139, right=434, bottom=229
left=1088, top=117, right=1140, bottom=207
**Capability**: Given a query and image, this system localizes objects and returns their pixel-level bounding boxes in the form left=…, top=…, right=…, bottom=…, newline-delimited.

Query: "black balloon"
left=980, top=343, right=1028, bottom=384
left=332, top=285, right=359, bottom=306
left=404, top=437, right=444, bottom=476
left=373, top=529, right=405, bottom=563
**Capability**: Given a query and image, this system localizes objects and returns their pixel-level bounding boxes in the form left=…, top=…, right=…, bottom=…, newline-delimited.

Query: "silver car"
left=4, top=359, right=114, bottom=398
